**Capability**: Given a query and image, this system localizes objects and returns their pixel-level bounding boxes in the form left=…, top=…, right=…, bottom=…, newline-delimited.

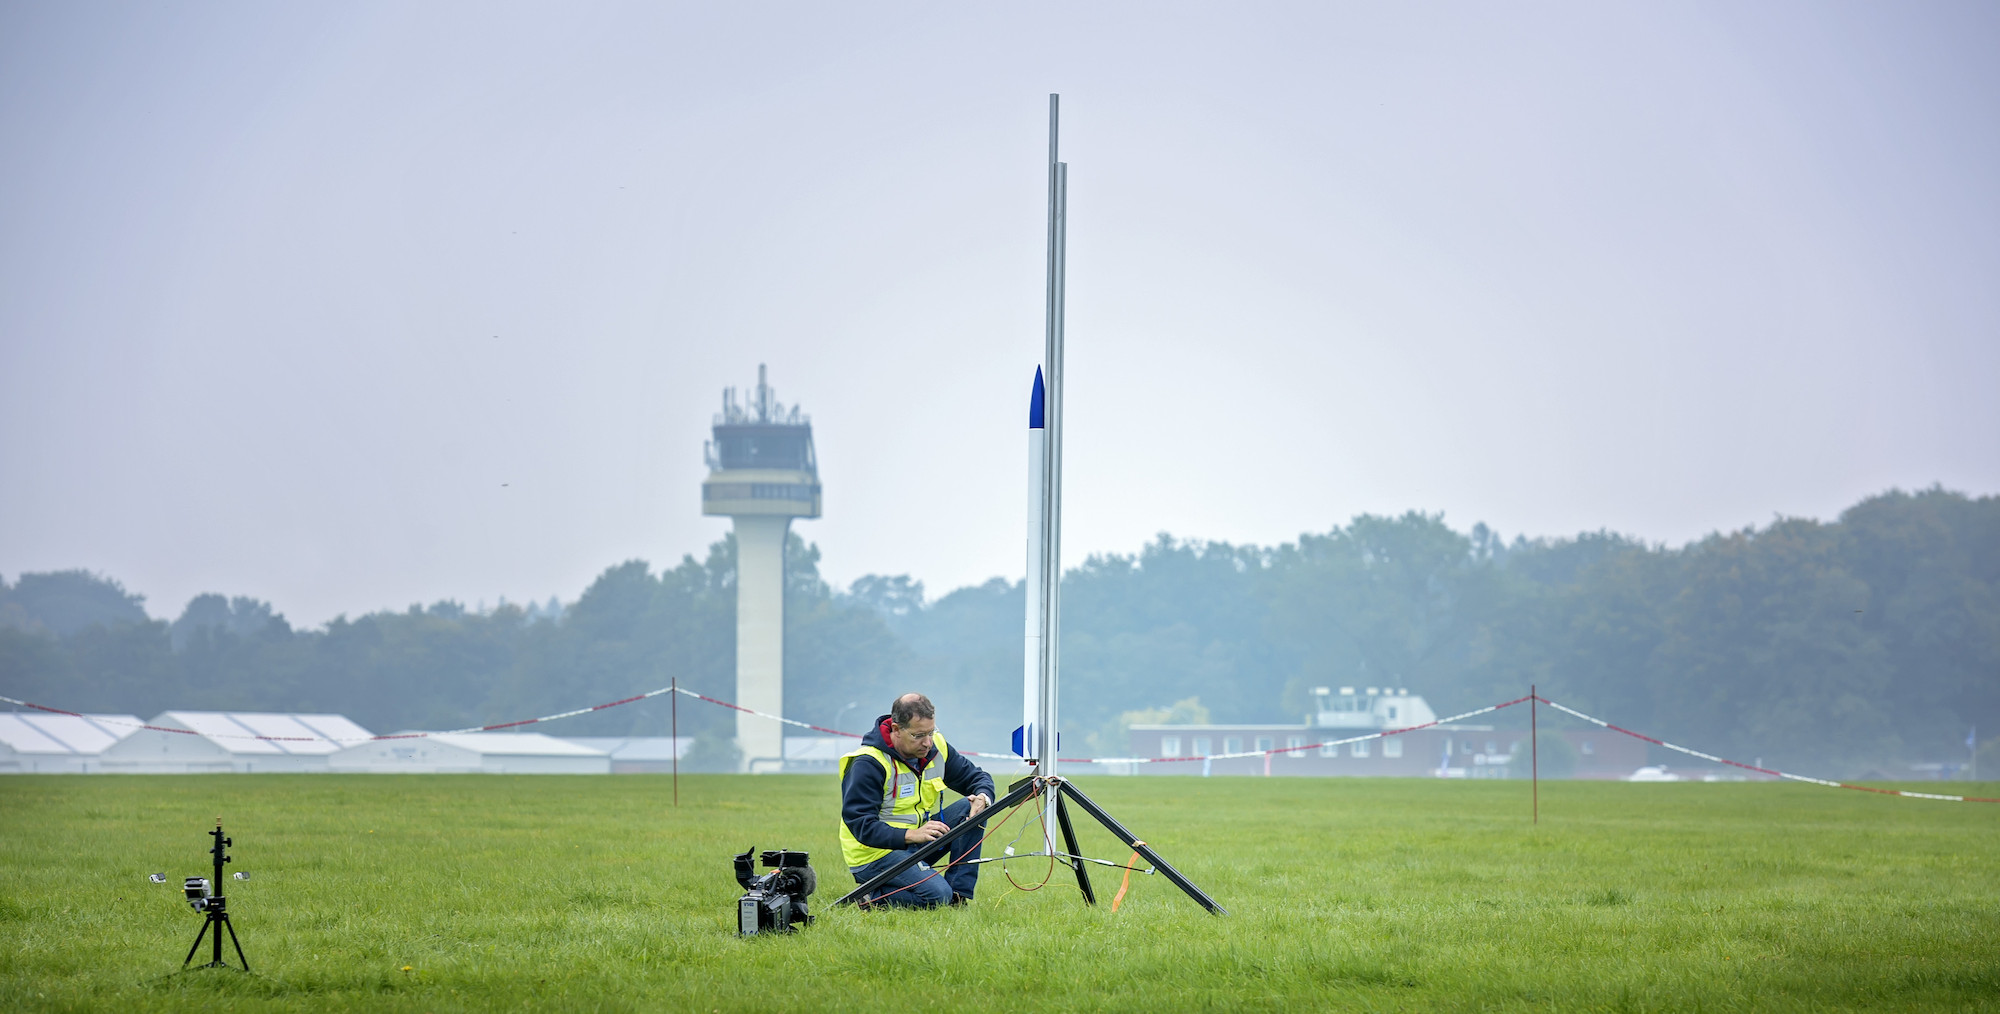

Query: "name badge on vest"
left=897, top=779, right=916, bottom=799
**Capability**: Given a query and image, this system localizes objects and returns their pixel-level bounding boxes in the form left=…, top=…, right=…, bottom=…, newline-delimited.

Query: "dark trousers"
left=848, top=797, right=987, bottom=907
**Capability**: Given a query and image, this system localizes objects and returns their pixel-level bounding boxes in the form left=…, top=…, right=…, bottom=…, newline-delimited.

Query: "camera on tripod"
left=151, top=819, right=251, bottom=970
left=733, top=847, right=815, bottom=936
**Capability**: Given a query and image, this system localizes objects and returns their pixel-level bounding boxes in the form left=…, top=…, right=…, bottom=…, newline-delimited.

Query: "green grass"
left=2, top=774, right=1997, bottom=1012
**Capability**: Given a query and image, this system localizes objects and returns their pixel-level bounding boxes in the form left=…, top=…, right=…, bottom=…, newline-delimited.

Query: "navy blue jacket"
left=840, top=715, right=996, bottom=853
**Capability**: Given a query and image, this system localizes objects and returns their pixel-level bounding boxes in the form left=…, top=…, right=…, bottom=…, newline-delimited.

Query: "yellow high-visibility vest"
left=836, top=734, right=953, bottom=869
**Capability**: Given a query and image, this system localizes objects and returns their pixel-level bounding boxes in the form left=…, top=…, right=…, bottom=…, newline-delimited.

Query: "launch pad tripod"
left=833, top=775, right=1226, bottom=914
left=181, top=820, right=250, bottom=971
left=834, top=96, right=1225, bottom=917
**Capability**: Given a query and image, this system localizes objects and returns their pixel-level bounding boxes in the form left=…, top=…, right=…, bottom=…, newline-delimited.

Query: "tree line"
left=2, top=487, right=1994, bottom=777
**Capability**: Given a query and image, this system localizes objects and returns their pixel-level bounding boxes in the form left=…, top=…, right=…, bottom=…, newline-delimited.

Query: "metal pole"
left=211, top=820, right=225, bottom=966
left=1039, top=93, right=1068, bottom=855
left=671, top=677, right=678, bottom=807
left=1531, top=685, right=1538, bottom=825
left=1054, top=795, right=1095, bottom=904
left=1059, top=782, right=1226, bottom=915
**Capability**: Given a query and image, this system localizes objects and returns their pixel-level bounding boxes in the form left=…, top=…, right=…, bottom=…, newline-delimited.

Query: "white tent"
left=330, top=732, right=608, bottom=774
left=0, top=712, right=143, bottom=773
left=100, top=712, right=373, bottom=773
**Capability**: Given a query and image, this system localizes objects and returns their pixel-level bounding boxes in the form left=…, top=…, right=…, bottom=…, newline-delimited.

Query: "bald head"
left=890, top=693, right=934, bottom=727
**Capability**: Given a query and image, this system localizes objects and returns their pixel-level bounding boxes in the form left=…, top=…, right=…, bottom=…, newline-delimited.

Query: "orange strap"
left=1110, top=842, right=1145, bottom=912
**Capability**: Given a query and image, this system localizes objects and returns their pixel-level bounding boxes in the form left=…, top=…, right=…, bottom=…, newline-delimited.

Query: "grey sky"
left=3, top=2, right=1996, bottom=627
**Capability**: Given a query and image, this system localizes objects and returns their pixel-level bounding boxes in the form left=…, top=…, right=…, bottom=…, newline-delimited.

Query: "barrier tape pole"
left=671, top=676, right=678, bottom=806
left=1536, top=696, right=2000, bottom=804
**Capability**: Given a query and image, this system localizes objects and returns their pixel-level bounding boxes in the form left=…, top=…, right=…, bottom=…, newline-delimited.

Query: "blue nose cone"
left=1029, top=367, right=1046, bottom=429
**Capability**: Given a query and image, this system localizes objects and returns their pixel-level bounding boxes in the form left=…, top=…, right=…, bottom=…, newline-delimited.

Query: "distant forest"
left=3, top=487, right=1995, bottom=778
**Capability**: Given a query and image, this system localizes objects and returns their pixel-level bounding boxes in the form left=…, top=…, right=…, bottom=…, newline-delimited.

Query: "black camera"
left=183, top=876, right=213, bottom=911
left=733, top=848, right=815, bottom=936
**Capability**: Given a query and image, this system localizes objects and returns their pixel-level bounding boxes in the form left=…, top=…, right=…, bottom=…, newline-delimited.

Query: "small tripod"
left=182, top=819, right=249, bottom=971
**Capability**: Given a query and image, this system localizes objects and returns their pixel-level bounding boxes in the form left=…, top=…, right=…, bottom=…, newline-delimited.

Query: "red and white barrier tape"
left=1056, top=694, right=1536, bottom=765
left=665, top=689, right=1010, bottom=758
left=7, top=684, right=1991, bottom=803
left=663, top=687, right=864, bottom=740
left=696, top=690, right=2000, bottom=805
left=2, top=681, right=1522, bottom=759
left=1536, top=696, right=1999, bottom=803
left=0, top=686, right=686, bottom=744
left=671, top=688, right=1535, bottom=763
left=0, top=684, right=872, bottom=748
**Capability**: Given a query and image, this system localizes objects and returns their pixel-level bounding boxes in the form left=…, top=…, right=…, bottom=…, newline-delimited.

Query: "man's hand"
left=904, top=820, right=951, bottom=845
left=968, top=792, right=991, bottom=818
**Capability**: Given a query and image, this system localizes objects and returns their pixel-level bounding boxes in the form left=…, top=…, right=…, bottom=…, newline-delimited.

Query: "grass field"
left=2, top=773, right=1997, bottom=1012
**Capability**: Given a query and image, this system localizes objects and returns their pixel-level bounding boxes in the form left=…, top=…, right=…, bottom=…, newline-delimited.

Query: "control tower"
left=703, top=365, right=821, bottom=772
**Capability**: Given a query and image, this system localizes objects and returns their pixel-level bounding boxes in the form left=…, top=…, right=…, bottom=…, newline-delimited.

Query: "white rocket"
left=1015, top=95, right=1067, bottom=817
left=1015, top=367, right=1050, bottom=763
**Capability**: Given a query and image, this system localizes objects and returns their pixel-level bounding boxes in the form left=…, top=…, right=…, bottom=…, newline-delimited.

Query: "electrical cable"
left=859, top=789, right=1038, bottom=909
left=1002, top=794, right=1059, bottom=893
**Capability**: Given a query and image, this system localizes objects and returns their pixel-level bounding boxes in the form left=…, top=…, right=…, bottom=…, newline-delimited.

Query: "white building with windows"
left=0, top=712, right=143, bottom=773
left=1127, top=686, right=1645, bottom=778
left=1130, top=688, right=1492, bottom=776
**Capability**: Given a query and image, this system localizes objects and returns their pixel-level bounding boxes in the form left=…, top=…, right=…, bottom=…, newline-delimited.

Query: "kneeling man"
left=838, top=692, right=995, bottom=907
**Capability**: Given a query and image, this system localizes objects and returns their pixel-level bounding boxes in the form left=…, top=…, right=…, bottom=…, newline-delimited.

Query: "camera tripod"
left=833, top=775, right=1225, bottom=914
left=182, top=820, right=249, bottom=971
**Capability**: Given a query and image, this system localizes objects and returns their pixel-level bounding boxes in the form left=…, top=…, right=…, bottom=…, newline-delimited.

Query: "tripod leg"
left=1058, top=781, right=1227, bottom=915
left=182, top=918, right=211, bottom=967
left=224, top=914, right=249, bottom=971
left=1054, top=795, right=1095, bottom=905
left=835, top=777, right=1041, bottom=907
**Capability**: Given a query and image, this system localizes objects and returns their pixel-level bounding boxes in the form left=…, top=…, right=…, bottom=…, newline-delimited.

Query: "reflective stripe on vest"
left=836, top=733, right=952, bottom=870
